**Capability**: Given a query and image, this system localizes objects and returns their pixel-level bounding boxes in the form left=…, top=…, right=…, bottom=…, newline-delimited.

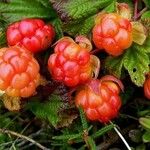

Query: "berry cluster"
left=0, top=18, right=55, bottom=99
left=1, top=12, right=134, bottom=121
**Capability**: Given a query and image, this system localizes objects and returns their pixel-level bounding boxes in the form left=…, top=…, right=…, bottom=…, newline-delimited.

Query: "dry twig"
left=0, top=128, right=50, bottom=150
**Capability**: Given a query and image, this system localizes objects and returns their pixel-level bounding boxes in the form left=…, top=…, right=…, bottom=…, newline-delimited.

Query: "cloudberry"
left=48, top=36, right=100, bottom=87
left=7, top=19, right=55, bottom=53
left=93, top=13, right=132, bottom=56
left=75, top=75, right=124, bottom=123
left=0, top=46, right=40, bottom=97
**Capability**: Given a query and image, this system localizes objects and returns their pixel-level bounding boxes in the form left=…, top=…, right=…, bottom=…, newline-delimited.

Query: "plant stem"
left=113, top=126, right=132, bottom=150
left=97, top=123, right=135, bottom=150
left=0, top=128, right=50, bottom=150
left=136, top=7, right=147, bottom=19
left=90, top=49, right=100, bottom=55
left=134, top=0, right=138, bottom=21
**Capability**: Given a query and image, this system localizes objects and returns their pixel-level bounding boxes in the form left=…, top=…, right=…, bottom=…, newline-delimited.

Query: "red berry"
left=144, top=77, right=150, bottom=99
left=48, top=37, right=98, bottom=87
left=0, top=46, right=40, bottom=97
left=75, top=75, right=123, bottom=123
left=92, top=13, right=132, bottom=56
left=7, top=19, right=55, bottom=53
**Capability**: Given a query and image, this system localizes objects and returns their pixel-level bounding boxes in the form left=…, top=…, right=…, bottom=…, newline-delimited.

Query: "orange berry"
left=0, top=46, right=40, bottom=97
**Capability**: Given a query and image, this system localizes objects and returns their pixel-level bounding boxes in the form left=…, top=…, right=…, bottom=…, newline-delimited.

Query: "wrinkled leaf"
left=63, top=16, right=94, bottom=36
left=52, top=0, right=113, bottom=22
left=105, top=44, right=149, bottom=86
left=105, top=55, right=125, bottom=78
left=0, top=0, right=57, bottom=23
left=28, top=94, right=63, bottom=127
left=124, top=45, right=149, bottom=86
left=140, top=36, right=150, bottom=53
left=52, top=0, right=113, bottom=36
left=0, top=29, right=6, bottom=48
left=0, top=18, right=7, bottom=47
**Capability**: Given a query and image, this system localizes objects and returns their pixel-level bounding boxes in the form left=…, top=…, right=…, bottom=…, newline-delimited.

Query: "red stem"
left=134, top=0, right=138, bottom=21
left=136, top=7, right=147, bottom=19
left=90, top=49, right=100, bottom=55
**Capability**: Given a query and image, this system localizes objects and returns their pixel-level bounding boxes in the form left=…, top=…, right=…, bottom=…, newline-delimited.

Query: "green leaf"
left=52, top=133, right=82, bottom=140
left=27, top=94, right=63, bottom=127
left=63, top=0, right=116, bottom=36
left=105, top=55, right=125, bottom=78
left=91, top=124, right=114, bottom=139
left=62, top=0, right=113, bottom=21
left=63, top=16, right=94, bottom=36
left=138, top=110, right=150, bottom=117
left=103, top=0, right=116, bottom=13
left=142, top=131, right=150, bottom=143
left=51, top=18, right=63, bottom=40
left=79, top=107, right=88, bottom=130
left=52, top=0, right=113, bottom=36
left=0, top=28, right=6, bottom=48
left=143, top=0, right=150, bottom=8
left=86, top=136, right=96, bottom=150
left=139, top=117, right=150, bottom=131
left=141, top=36, right=150, bottom=53
left=105, top=44, right=150, bottom=86
left=124, top=45, right=149, bottom=86
left=141, top=11, right=150, bottom=19
left=0, top=0, right=57, bottom=23
left=0, top=17, right=7, bottom=47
